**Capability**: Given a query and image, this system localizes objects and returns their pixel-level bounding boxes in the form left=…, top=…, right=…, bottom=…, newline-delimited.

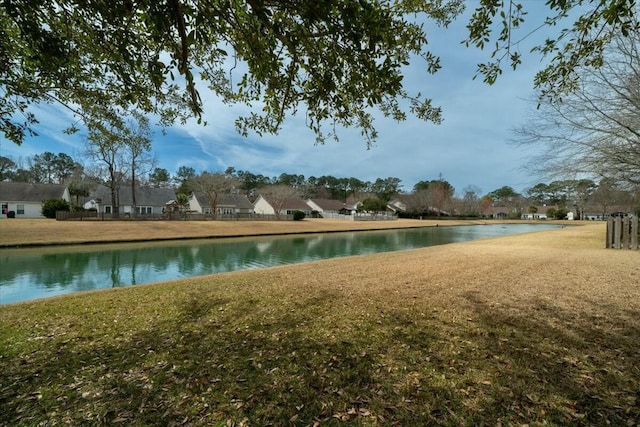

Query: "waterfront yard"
left=1, top=221, right=638, bottom=425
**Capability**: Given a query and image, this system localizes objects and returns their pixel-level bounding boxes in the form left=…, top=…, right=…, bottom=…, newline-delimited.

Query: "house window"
left=17, top=205, right=24, bottom=215
left=1, top=203, right=7, bottom=215
left=217, top=207, right=234, bottom=215
left=136, top=206, right=152, bottom=214
left=203, top=207, right=212, bottom=214
left=105, top=206, right=112, bottom=214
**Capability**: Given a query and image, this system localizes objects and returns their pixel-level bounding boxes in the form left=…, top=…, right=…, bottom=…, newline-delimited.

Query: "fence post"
left=622, top=216, right=630, bottom=249
left=632, top=216, right=639, bottom=250
left=613, top=217, right=622, bottom=249
left=606, top=218, right=613, bottom=248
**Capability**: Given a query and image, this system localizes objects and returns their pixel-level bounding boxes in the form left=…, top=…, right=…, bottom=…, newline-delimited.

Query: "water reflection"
left=0, top=224, right=561, bottom=304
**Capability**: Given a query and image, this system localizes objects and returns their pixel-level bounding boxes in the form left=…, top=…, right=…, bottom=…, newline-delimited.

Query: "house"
left=253, top=195, right=313, bottom=217
left=306, top=198, right=348, bottom=217
left=0, top=182, right=71, bottom=219
left=521, top=205, right=551, bottom=220
left=487, top=207, right=515, bottom=219
left=84, top=184, right=176, bottom=215
left=387, top=199, right=407, bottom=215
left=580, top=205, right=634, bottom=221
left=189, top=192, right=254, bottom=215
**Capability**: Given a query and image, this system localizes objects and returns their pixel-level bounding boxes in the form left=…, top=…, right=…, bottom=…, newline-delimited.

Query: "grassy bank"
left=0, top=218, right=471, bottom=247
left=1, top=223, right=639, bottom=426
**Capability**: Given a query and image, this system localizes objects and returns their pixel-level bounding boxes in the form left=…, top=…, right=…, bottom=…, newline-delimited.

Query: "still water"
left=0, top=224, right=561, bottom=304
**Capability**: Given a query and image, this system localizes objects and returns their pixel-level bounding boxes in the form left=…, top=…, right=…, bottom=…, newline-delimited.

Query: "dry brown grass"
left=1, top=221, right=638, bottom=425
left=0, top=217, right=492, bottom=246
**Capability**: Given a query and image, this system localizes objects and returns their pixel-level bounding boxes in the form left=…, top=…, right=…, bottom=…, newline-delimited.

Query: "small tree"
left=41, top=198, right=70, bottom=219
left=358, top=197, right=388, bottom=213
left=292, top=210, right=306, bottom=221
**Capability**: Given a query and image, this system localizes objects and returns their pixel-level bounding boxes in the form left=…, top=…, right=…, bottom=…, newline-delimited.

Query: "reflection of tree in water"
left=36, top=252, right=93, bottom=288
left=110, top=251, right=121, bottom=287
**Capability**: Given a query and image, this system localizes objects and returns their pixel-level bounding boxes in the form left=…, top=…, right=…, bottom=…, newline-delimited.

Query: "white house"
left=0, top=182, right=71, bottom=219
left=521, top=205, right=551, bottom=220
left=306, top=198, right=348, bottom=217
left=253, top=195, right=313, bottom=217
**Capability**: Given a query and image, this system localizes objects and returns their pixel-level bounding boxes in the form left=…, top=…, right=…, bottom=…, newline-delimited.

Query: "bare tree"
left=85, top=122, right=126, bottom=217
left=514, top=25, right=640, bottom=188
left=403, top=189, right=431, bottom=217
left=461, top=185, right=482, bottom=216
left=258, top=185, right=300, bottom=220
left=428, top=180, right=454, bottom=216
left=188, top=172, right=238, bottom=219
left=123, top=115, right=153, bottom=217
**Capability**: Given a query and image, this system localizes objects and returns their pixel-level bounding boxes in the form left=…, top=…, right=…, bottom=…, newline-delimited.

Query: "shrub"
left=292, top=210, right=306, bottom=221
left=41, top=198, right=71, bottom=219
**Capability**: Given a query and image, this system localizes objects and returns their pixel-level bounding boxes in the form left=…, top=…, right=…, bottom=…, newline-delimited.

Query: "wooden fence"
left=606, top=215, right=639, bottom=250
left=56, top=211, right=292, bottom=221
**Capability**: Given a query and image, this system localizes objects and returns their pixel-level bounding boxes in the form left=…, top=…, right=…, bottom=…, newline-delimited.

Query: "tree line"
left=3, top=150, right=637, bottom=219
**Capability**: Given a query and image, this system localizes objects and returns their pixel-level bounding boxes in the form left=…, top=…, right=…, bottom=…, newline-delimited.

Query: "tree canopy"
left=514, top=19, right=640, bottom=188
left=2, top=1, right=638, bottom=146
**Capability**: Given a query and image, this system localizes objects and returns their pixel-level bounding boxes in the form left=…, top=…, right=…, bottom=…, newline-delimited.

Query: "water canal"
left=0, top=223, right=562, bottom=304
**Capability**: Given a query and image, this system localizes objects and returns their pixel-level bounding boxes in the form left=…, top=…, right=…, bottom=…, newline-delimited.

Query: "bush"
left=41, top=198, right=71, bottom=219
left=292, top=210, right=306, bottom=221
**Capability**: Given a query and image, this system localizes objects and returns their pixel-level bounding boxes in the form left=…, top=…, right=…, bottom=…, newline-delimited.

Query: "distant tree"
left=174, top=166, right=196, bottom=194
left=85, top=118, right=127, bottom=218
left=0, top=156, right=17, bottom=181
left=487, top=186, right=519, bottom=207
left=590, top=178, right=632, bottom=218
left=176, top=193, right=190, bottom=213
left=26, top=152, right=78, bottom=184
left=428, top=180, right=454, bottom=216
left=480, top=195, right=494, bottom=217
left=528, top=205, right=538, bottom=215
left=68, top=181, right=91, bottom=208
left=232, top=170, right=271, bottom=198
left=11, top=167, right=31, bottom=182
left=525, top=183, right=550, bottom=205
left=358, top=197, right=388, bottom=213
left=402, top=190, right=431, bottom=217
left=413, top=178, right=454, bottom=196
left=371, top=177, right=402, bottom=202
left=122, top=115, right=153, bottom=216
left=461, top=185, right=482, bottom=216
left=149, top=168, right=171, bottom=188
left=188, top=172, right=238, bottom=219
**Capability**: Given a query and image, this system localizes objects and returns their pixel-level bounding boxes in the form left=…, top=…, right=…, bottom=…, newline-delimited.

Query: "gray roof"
left=0, top=182, right=68, bottom=202
left=308, top=198, right=346, bottom=210
left=93, top=185, right=176, bottom=206
left=279, top=198, right=313, bottom=210
left=193, top=192, right=253, bottom=209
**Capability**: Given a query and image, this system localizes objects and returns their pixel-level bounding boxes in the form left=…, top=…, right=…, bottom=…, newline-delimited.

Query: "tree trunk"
left=131, top=159, right=137, bottom=218
left=109, top=165, right=119, bottom=218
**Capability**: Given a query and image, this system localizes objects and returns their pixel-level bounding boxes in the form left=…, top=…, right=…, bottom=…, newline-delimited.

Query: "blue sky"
left=1, top=1, right=558, bottom=196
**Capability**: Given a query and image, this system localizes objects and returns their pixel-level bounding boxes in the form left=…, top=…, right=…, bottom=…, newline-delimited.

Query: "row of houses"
left=0, top=182, right=363, bottom=219
left=1, top=182, right=633, bottom=220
